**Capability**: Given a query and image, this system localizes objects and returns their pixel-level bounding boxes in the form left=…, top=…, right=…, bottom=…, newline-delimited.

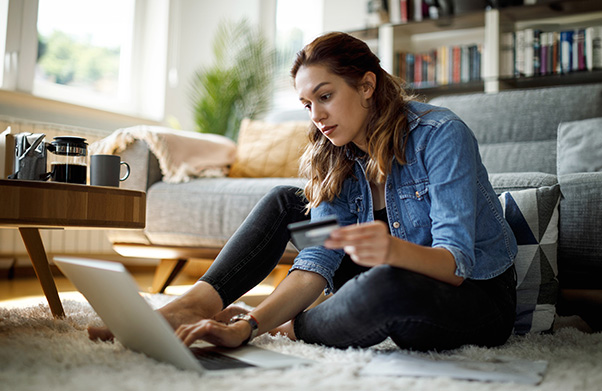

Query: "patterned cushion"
left=499, top=184, right=561, bottom=334
left=229, top=118, right=310, bottom=178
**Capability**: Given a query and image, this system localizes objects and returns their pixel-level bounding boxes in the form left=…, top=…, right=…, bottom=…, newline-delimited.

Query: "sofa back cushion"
left=229, top=118, right=310, bottom=178
left=429, top=83, right=602, bottom=174
left=557, top=117, right=602, bottom=175
left=557, top=172, right=602, bottom=289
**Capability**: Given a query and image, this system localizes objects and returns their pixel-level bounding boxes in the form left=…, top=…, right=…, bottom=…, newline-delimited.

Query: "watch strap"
left=229, top=313, right=259, bottom=345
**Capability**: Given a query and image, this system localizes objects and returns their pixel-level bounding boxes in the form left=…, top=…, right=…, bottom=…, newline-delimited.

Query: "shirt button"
left=393, top=221, right=400, bottom=229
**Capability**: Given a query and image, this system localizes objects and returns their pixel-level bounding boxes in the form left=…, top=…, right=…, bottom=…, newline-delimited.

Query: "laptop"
left=54, top=256, right=314, bottom=373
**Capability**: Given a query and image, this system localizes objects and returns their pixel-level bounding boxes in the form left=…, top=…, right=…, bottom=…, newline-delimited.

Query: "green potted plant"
left=191, top=19, right=275, bottom=140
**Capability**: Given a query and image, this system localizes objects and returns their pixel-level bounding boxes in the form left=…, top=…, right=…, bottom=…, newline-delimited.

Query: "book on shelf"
left=586, top=26, right=602, bottom=71
left=387, top=0, right=436, bottom=25
left=395, top=44, right=481, bottom=88
left=501, top=32, right=515, bottom=78
left=504, top=24, right=602, bottom=80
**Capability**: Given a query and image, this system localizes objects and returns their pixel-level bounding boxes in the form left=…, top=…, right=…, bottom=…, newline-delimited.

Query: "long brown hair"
left=291, top=32, right=414, bottom=210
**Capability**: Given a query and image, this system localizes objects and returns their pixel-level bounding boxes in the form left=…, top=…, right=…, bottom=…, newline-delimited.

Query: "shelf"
left=406, top=80, right=485, bottom=100
left=389, top=11, right=485, bottom=36
left=500, top=0, right=602, bottom=23
left=348, top=27, right=379, bottom=41
left=499, top=69, right=602, bottom=90
left=351, top=1, right=602, bottom=97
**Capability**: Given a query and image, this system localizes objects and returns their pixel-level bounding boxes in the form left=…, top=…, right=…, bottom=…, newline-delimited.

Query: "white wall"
left=164, top=0, right=270, bottom=131
left=322, top=0, right=369, bottom=33
left=0, top=0, right=369, bottom=132
left=166, top=0, right=371, bottom=131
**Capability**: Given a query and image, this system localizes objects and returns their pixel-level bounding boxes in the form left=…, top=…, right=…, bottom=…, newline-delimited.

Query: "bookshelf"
left=359, top=0, right=602, bottom=99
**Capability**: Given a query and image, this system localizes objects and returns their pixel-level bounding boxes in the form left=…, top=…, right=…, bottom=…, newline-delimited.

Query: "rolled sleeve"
left=289, top=247, right=345, bottom=294
left=436, top=244, right=472, bottom=278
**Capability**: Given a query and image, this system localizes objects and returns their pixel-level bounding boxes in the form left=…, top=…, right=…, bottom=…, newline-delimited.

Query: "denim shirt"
left=290, top=100, right=517, bottom=293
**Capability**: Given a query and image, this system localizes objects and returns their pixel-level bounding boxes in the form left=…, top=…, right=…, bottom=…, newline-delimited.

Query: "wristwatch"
left=229, top=313, right=259, bottom=345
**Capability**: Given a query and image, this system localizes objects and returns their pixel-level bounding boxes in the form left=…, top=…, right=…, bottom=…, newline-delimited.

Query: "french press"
left=46, top=136, right=88, bottom=184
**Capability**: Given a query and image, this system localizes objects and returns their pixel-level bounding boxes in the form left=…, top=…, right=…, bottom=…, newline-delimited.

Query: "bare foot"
left=269, top=320, right=297, bottom=341
left=87, top=305, right=249, bottom=341
left=88, top=281, right=223, bottom=341
left=87, top=325, right=115, bottom=341
left=154, top=281, right=223, bottom=329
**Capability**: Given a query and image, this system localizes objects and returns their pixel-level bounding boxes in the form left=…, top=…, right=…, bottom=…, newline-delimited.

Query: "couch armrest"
left=119, top=140, right=163, bottom=192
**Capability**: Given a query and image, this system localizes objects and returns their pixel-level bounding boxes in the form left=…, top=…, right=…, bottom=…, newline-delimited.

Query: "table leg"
left=18, top=227, right=65, bottom=318
left=151, top=259, right=188, bottom=294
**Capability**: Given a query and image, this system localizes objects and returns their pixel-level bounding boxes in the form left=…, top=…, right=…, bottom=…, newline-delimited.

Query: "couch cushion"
left=480, top=140, right=557, bottom=174
left=229, top=119, right=310, bottom=178
left=499, top=184, right=560, bottom=334
left=557, top=172, right=602, bottom=289
left=557, top=117, right=602, bottom=175
left=489, top=172, right=558, bottom=194
left=144, top=177, right=307, bottom=248
left=430, top=83, right=602, bottom=174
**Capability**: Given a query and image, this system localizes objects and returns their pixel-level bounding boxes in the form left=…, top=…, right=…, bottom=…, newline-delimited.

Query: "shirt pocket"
left=396, top=182, right=431, bottom=228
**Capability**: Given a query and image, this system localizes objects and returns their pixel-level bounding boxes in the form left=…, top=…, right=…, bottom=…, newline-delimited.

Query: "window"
left=0, top=0, right=169, bottom=121
left=0, top=0, right=8, bottom=87
left=35, top=0, right=135, bottom=111
left=273, top=0, right=323, bottom=111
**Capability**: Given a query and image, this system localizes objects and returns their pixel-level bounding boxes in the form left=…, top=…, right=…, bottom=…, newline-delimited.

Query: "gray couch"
left=110, top=83, right=602, bottom=328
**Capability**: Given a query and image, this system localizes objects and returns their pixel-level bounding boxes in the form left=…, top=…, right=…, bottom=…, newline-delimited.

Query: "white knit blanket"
left=90, top=125, right=237, bottom=183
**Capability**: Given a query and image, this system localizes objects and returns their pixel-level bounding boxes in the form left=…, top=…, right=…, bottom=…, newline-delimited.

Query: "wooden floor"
left=0, top=263, right=277, bottom=308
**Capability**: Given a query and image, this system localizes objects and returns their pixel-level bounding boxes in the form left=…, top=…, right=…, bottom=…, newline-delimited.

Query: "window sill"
left=0, top=89, right=161, bottom=133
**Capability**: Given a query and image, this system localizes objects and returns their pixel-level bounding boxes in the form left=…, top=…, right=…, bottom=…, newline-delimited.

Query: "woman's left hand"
left=324, top=221, right=392, bottom=267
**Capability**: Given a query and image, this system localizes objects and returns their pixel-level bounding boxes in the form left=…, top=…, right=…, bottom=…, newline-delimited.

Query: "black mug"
left=90, top=154, right=130, bottom=187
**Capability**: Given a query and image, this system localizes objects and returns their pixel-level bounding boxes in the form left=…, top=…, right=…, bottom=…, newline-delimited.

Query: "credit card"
left=288, top=216, right=340, bottom=250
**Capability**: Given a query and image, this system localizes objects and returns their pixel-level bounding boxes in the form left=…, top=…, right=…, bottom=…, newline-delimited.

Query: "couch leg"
left=151, top=259, right=188, bottom=294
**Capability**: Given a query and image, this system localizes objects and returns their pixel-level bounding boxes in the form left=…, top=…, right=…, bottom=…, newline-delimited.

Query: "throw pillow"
left=557, top=117, right=602, bottom=175
left=229, top=118, right=310, bottom=178
left=498, top=184, right=561, bottom=335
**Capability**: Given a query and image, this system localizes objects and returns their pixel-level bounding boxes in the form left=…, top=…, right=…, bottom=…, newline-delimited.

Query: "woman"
left=92, top=32, right=518, bottom=351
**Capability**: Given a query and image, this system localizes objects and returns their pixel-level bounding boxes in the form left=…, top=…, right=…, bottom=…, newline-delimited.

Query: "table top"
left=0, top=179, right=146, bottom=229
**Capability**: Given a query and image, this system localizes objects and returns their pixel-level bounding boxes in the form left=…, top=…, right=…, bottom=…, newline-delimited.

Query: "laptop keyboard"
left=190, top=347, right=256, bottom=370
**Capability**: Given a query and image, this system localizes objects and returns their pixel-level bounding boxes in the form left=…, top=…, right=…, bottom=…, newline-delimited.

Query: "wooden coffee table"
left=0, top=179, right=145, bottom=318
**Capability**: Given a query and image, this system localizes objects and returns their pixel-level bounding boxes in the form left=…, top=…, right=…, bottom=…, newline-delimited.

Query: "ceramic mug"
left=90, top=154, right=130, bottom=187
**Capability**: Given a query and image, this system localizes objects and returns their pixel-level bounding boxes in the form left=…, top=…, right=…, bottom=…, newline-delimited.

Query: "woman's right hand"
left=212, top=305, right=249, bottom=323
left=175, top=318, right=252, bottom=347
left=87, top=304, right=249, bottom=342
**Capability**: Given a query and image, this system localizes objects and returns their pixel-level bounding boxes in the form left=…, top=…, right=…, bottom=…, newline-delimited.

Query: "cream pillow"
left=229, top=118, right=310, bottom=178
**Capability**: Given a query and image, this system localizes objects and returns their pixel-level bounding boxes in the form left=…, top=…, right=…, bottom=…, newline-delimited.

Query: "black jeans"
left=200, top=186, right=517, bottom=351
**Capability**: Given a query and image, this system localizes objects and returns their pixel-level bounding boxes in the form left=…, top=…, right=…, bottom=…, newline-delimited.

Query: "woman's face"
left=295, top=65, right=374, bottom=151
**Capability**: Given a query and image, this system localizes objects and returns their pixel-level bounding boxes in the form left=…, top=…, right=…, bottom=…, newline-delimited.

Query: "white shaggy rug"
left=1, top=293, right=602, bottom=391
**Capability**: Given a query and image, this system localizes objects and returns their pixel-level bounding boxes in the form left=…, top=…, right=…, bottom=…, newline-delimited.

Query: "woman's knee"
left=264, top=186, right=305, bottom=207
left=260, top=186, right=307, bottom=220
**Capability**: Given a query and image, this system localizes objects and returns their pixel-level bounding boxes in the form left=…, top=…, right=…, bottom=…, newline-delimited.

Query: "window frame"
left=0, top=0, right=168, bottom=122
